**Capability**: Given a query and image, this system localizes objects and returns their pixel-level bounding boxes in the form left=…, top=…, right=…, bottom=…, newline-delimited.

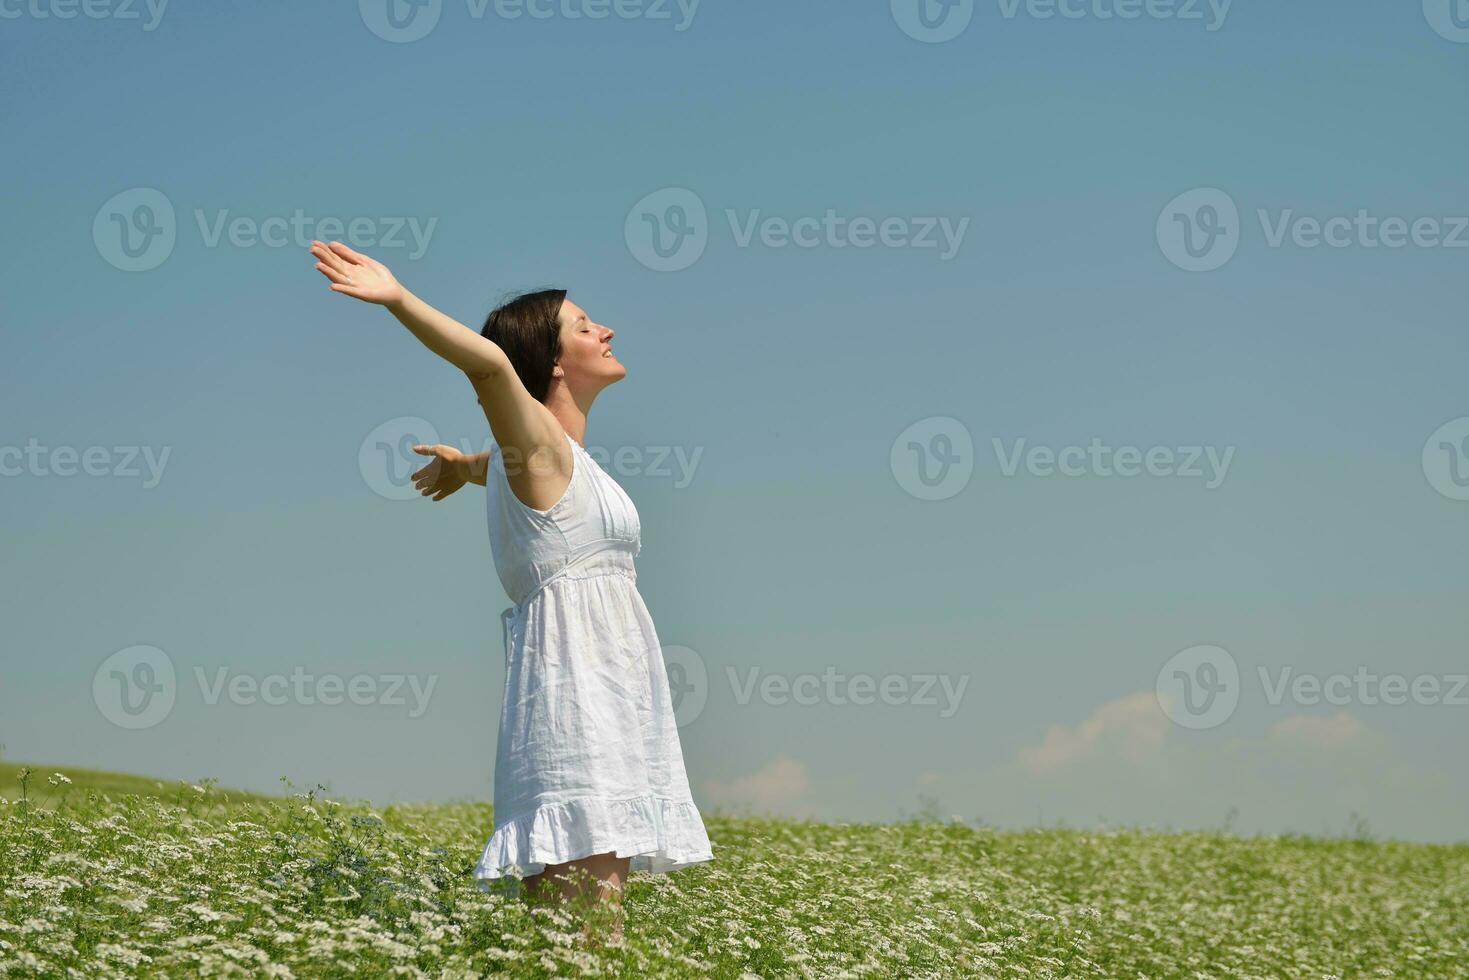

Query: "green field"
left=0, top=761, right=279, bottom=807
left=1, top=762, right=1465, bottom=978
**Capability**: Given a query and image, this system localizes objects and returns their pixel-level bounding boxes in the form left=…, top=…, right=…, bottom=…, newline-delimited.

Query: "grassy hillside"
left=1, top=762, right=1466, bottom=978
left=0, top=761, right=279, bottom=807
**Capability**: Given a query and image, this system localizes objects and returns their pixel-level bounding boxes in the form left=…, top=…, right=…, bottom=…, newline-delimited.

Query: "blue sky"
left=2, top=0, right=1467, bottom=842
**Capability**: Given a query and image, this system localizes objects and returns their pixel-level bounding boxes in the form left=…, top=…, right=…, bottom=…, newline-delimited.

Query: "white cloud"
left=1018, top=691, right=1169, bottom=773
left=702, top=754, right=813, bottom=817
left=1268, top=711, right=1363, bottom=750
left=917, top=696, right=1469, bottom=842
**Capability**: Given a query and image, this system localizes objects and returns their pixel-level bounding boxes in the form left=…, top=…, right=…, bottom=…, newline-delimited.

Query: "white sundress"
left=472, top=430, right=713, bottom=892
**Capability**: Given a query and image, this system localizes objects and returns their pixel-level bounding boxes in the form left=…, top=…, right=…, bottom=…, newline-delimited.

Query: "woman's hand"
left=410, top=444, right=470, bottom=501
left=309, top=240, right=405, bottom=307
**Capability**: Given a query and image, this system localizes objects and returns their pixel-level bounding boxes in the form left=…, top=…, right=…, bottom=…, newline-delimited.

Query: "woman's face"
left=555, top=298, right=625, bottom=390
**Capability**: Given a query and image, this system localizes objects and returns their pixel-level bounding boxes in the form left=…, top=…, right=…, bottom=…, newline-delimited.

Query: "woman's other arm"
left=409, top=445, right=492, bottom=502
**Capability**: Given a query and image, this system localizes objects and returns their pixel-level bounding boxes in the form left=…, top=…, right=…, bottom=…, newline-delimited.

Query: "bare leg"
left=523, top=851, right=630, bottom=944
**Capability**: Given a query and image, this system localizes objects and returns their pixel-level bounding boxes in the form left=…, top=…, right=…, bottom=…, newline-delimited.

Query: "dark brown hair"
left=480, top=288, right=567, bottom=403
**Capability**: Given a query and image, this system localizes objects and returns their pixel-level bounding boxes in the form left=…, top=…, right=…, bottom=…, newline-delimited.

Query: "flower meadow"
left=1, top=766, right=1466, bottom=978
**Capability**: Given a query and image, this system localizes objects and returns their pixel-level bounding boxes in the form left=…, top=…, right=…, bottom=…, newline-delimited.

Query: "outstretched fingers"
left=327, top=240, right=377, bottom=271
left=410, top=446, right=439, bottom=481
left=309, top=244, right=371, bottom=298
left=315, top=264, right=370, bottom=300
left=315, top=261, right=351, bottom=285
left=310, top=240, right=353, bottom=272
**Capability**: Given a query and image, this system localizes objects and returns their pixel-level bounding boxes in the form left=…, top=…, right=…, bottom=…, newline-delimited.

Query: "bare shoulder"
left=468, top=373, right=573, bottom=511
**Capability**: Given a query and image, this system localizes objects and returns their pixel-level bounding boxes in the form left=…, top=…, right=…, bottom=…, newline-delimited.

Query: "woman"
left=308, top=240, right=713, bottom=941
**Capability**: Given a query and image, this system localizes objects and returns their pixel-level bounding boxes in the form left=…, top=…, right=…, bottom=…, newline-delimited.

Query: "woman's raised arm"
left=310, top=239, right=572, bottom=510
left=308, top=240, right=508, bottom=380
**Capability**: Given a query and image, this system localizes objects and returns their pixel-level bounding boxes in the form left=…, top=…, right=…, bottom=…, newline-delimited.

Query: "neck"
left=543, top=381, right=598, bottom=446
